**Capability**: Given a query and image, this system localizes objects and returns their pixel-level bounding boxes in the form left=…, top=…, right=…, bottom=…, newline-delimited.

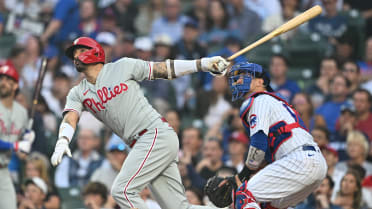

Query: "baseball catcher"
left=205, top=62, right=327, bottom=209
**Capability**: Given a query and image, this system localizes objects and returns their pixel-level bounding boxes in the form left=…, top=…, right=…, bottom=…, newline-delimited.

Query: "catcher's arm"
left=245, top=130, right=267, bottom=171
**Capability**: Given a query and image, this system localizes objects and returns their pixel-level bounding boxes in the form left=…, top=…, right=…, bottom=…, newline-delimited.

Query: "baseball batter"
left=227, top=62, right=327, bottom=209
left=0, top=64, right=35, bottom=209
left=50, top=37, right=229, bottom=209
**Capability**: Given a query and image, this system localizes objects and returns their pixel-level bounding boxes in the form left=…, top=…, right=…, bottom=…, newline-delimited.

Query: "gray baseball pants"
left=111, top=126, right=216, bottom=209
left=0, top=168, right=17, bottom=209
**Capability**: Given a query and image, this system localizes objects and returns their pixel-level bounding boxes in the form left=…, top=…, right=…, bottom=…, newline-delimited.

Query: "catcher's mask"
left=228, top=62, right=273, bottom=101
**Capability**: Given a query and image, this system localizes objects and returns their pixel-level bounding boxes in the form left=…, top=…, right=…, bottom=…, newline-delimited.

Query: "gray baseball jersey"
left=0, top=100, right=28, bottom=209
left=64, top=57, right=161, bottom=143
left=64, top=58, right=218, bottom=209
left=0, top=100, right=28, bottom=165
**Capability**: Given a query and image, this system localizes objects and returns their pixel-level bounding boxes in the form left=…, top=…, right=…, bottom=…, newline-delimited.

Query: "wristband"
left=173, top=60, right=199, bottom=77
left=58, top=123, right=75, bottom=143
left=238, top=165, right=252, bottom=182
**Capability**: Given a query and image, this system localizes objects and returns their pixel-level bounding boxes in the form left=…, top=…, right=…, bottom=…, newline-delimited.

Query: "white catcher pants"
left=247, top=145, right=327, bottom=208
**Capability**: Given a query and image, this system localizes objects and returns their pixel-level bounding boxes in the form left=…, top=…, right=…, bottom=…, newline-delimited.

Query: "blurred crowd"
left=1, top=0, right=372, bottom=208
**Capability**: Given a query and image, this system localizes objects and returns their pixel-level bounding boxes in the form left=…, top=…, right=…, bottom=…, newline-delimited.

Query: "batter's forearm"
left=58, top=111, right=79, bottom=142
left=151, top=59, right=202, bottom=80
left=152, top=62, right=173, bottom=79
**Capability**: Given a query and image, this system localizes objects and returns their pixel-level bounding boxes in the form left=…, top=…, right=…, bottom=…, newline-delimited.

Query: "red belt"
left=129, top=129, right=147, bottom=148
left=129, top=117, right=168, bottom=148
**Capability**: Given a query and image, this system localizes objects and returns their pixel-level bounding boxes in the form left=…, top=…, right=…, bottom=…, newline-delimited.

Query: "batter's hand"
left=51, top=138, right=72, bottom=166
left=201, top=56, right=230, bottom=76
left=14, top=130, right=35, bottom=153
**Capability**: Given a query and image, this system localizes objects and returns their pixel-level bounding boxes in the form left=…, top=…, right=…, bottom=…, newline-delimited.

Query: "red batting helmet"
left=65, top=37, right=105, bottom=64
left=0, top=64, right=19, bottom=83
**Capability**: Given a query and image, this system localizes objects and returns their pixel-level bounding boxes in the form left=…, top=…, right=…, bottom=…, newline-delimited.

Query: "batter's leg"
left=111, top=128, right=180, bottom=209
left=0, top=168, right=17, bottom=209
left=149, top=160, right=218, bottom=209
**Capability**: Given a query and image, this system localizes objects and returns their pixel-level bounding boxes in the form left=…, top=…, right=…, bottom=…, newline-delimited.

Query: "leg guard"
left=234, top=181, right=261, bottom=209
left=260, top=203, right=281, bottom=209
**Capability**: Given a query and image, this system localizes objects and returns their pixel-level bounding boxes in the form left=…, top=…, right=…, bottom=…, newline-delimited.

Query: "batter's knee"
left=111, top=180, right=140, bottom=207
left=110, top=182, right=123, bottom=202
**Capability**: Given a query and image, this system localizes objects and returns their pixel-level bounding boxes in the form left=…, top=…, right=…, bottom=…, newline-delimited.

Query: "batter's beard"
left=74, top=59, right=88, bottom=72
left=0, top=88, right=12, bottom=98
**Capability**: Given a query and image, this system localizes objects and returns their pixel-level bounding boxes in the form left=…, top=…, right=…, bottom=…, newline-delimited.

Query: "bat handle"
left=27, top=119, right=34, bottom=130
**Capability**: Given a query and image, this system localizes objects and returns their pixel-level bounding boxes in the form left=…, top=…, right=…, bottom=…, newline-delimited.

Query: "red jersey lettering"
left=83, top=83, right=128, bottom=113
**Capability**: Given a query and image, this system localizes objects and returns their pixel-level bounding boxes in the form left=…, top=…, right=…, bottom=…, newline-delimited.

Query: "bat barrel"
left=227, top=5, right=322, bottom=61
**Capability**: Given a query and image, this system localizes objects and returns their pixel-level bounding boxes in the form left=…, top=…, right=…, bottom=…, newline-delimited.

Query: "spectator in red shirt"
left=353, top=89, right=372, bottom=142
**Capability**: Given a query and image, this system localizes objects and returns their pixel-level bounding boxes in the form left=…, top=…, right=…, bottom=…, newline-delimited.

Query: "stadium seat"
left=285, top=31, right=329, bottom=74
left=339, top=10, right=366, bottom=59
left=287, top=67, right=315, bottom=89
left=58, top=187, right=85, bottom=209
left=246, top=41, right=286, bottom=68
left=0, top=35, right=16, bottom=59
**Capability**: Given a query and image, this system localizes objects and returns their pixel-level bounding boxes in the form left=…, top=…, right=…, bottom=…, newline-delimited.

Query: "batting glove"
left=13, top=130, right=35, bottom=153
left=201, top=56, right=230, bottom=76
left=51, top=138, right=72, bottom=166
left=22, top=130, right=35, bottom=142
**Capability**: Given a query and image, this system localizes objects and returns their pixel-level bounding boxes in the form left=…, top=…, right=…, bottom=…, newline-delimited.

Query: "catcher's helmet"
left=65, top=37, right=105, bottom=64
left=0, top=64, right=19, bottom=83
left=228, top=62, right=273, bottom=101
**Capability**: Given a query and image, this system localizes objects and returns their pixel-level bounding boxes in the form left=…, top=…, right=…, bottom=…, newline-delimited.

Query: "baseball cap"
left=154, top=34, right=173, bottom=46
left=134, top=37, right=153, bottom=51
left=320, top=145, right=338, bottom=158
left=96, top=32, right=116, bottom=46
left=229, top=131, right=249, bottom=145
left=109, top=142, right=127, bottom=152
left=25, top=177, right=48, bottom=194
left=106, top=134, right=128, bottom=152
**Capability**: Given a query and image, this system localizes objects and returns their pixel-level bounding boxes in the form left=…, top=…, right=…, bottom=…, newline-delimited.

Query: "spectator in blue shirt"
left=200, top=0, right=239, bottom=49
left=308, top=0, right=348, bottom=39
left=306, top=57, right=340, bottom=108
left=269, top=54, right=301, bottom=102
left=150, top=0, right=190, bottom=44
left=316, top=74, right=351, bottom=134
left=227, top=0, right=262, bottom=42
left=41, top=0, right=80, bottom=47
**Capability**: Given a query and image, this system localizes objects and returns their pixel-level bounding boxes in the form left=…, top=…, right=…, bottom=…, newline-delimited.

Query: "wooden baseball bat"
left=27, top=57, right=48, bottom=130
left=227, top=5, right=322, bottom=61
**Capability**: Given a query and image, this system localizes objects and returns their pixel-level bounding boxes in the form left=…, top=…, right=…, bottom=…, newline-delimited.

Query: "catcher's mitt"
left=204, top=176, right=237, bottom=208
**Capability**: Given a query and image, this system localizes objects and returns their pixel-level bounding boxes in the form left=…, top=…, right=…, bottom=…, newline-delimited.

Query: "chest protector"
left=240, top=92, right=308, bottom=162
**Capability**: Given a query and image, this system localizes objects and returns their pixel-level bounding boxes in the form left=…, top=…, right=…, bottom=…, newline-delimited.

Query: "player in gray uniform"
left=50, top=37, right=230, bottom=209
left=0, top=64, right=35, bottom=209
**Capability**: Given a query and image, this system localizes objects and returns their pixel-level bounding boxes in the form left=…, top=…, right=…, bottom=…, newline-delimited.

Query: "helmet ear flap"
left=78, top=47, right=105, bottom=64
left=65, top=37, right=106, bottom=64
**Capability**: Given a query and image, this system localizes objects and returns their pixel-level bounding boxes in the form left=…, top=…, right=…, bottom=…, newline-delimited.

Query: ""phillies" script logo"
left=83, top=83, right=128, bottom=113
left=0, top=119, right=22, bottom=136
